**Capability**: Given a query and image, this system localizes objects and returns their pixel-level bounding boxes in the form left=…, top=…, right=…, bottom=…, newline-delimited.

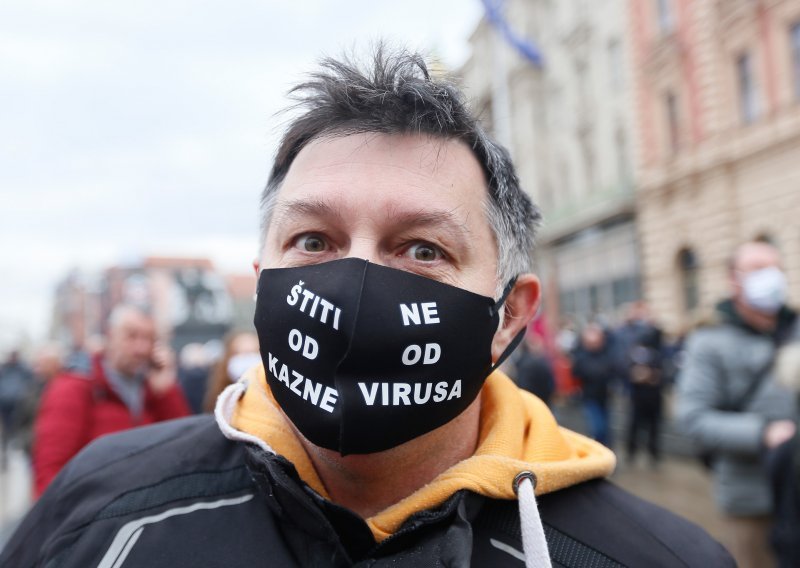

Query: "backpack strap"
left=722, top=355, right=775, bottom=412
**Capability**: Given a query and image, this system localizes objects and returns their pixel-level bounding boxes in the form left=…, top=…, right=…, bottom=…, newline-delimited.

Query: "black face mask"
left=254, top=258, right=522, bottom=455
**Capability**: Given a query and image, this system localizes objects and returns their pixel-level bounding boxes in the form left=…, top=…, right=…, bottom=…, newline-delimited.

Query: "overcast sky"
left=0, top=1, right=484, bottom=349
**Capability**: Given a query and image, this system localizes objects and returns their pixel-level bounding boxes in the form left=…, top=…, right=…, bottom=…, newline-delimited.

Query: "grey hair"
left=33, top=342, right=65, bottom=363
left=259, top=44, right=541, bottom=289
left=107, top=304, right=152, bottom=331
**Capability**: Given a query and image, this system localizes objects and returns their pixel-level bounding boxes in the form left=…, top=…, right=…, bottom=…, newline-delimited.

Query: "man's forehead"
left=267, top=133, right=491, bottom=234
left=735, top=243, right=782, bottom=271
left=283, top=132, right=486, bottom=192
left=115, top=312, right=154, bottom=333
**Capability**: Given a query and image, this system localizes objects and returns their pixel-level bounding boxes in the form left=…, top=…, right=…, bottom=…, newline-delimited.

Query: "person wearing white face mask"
left=677, top=240, right=799, bottom=568
left=202, top=331, right=260, bottom=413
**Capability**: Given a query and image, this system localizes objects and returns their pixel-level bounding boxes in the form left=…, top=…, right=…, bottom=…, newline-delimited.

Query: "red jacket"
left=33, top=355, right=190, bottom=496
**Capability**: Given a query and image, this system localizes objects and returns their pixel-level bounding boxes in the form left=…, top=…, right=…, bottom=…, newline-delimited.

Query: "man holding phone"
left=32, top=305, right=190, bottom=496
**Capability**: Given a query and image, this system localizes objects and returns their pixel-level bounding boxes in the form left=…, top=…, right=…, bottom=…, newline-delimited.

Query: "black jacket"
left=514, top=350, right=556, bottom=405
left=571, top=347, right=616, bottom=406
left=1, top=416, right=733, bottom=567
left=768, top=429, right=800, bottom=568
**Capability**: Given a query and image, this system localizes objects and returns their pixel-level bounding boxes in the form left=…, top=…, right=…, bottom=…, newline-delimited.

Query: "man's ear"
left=252, top=259, right=260, bottom=300
left=491, top=274, right=541, bottom=362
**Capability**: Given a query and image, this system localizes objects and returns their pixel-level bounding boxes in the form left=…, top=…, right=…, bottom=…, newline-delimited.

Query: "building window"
left=608, top=39, right=623, bottom=89
left=737, top=51, right=759, bottom=123
left=560, top=288, right=577, bottom=316
left=791, top=22, right=800, bottom=101
left=539, top=180, right=554, bottom=213
left=678, top=248, right=699, bottom=312
left=664, top=91, right=680, bottom=155
left=558, top=158, right=572, bottom=204
left=579, top=129, right=596, bottom=193
left=656, top=0, right=674, bottom=34
left=754, top=232, right=774, bottom=245
left=589, top=284, right=600, bottom=314
left=612, top=275, right=641, bottom=307
left=615, top=125, right=629, bottom=188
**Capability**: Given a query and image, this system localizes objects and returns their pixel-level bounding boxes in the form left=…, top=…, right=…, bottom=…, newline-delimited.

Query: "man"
left=624, top=323, right=665, bottom=466
left=613, top=302, right=666, bottom=466
left=2, top=47, right=731, bottom=567
left=677, top=240, right=799, bottom=567
left=12, top=342, right=65, bottom=458
left=31, top=305, right=191, bottom=496
left=571, top=323, right=616, bottom=447
left=177, top=342, right=211, bottom=414
left=513, top=333, right=556, bottom=406
left=0, top=349, right=33, bottom=469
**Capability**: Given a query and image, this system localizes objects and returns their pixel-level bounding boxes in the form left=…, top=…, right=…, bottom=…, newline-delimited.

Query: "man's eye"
left=408, top=243, right=441, bottom=262
left=296, top=235, right=327, bottom=253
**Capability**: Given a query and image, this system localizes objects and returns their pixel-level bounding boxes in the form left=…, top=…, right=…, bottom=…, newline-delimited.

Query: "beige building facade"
left=630, top=0, right=800, bottom=332
left=460, top=0, right=639, bottom=325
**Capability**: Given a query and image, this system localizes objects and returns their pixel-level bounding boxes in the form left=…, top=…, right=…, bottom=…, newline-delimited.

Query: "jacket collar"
left=716, top=299, right=797, bottom=340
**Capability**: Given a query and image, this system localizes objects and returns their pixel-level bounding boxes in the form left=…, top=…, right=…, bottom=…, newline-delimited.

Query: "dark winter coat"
left=571, top=346, right=616, bottom=406
left=1, top=415, right=734, bottom=567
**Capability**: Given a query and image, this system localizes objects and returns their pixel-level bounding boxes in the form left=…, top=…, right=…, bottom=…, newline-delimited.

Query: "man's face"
left=106, top=312, right=156, bottom=377
left=230, top=332, right=259, bottom=356
left=731, top=242, right=783, bottom=300
left=582, top=325, right=605, bottom=352
left=260, top=133, right=500, bottom=299
left=32, top=349, right=61, bottom=381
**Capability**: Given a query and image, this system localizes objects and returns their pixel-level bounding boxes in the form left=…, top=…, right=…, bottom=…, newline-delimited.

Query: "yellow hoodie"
left=230, top=366, right=615, bottom=542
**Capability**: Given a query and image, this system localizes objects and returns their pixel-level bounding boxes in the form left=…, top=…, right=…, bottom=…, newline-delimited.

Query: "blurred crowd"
left=0, top=310, right=260, bottom=497
left=508, top=299, right=678, bottom=467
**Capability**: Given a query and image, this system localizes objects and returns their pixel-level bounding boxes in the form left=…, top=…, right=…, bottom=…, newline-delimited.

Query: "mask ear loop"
left=488, top=276, right=526, bottom=372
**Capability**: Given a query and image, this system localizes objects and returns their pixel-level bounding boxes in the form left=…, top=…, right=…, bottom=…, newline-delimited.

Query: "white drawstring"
left=214, top=379, right=276, bottom=455
left=515, top=471, right=552, bottom=568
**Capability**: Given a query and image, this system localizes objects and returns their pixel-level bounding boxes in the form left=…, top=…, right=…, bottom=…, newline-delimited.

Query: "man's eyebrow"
left=383, top=208, right=473, bottom=239
left=272, top=198, right=345, bottom=227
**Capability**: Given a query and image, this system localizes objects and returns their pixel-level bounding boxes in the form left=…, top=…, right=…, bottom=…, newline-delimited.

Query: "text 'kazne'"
left=268, top=352, right=338, bottom=413
left=287, top=281, right=342, bottom=330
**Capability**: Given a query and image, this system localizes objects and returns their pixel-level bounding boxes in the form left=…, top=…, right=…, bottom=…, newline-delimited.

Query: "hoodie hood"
left=217, top=364, right=615, bottom=542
